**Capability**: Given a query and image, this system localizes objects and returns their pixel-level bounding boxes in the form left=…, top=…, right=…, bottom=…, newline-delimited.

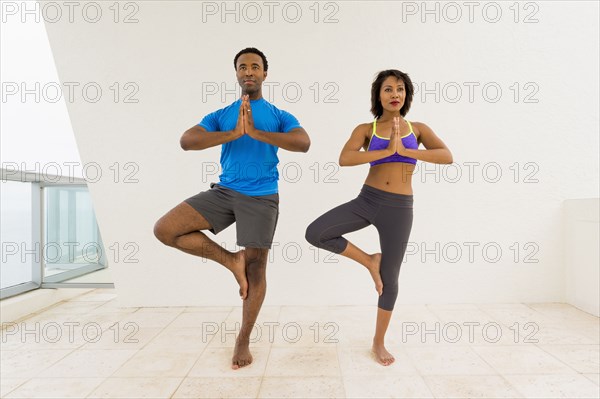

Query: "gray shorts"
left=184, top=183, right=279, bottom=249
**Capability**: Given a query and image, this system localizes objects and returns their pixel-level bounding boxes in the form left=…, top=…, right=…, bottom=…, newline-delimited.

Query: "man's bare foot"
left=367, top=253, right=384, bottom=296
left=372, top=342, right=395, bottom=366
left=232, top=339, right=253, bottom=369
left=231, top=250, right=248, bottom=300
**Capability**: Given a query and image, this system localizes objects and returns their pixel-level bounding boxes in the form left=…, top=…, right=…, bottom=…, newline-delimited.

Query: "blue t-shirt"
left=198, top=98, right=301, bottom=196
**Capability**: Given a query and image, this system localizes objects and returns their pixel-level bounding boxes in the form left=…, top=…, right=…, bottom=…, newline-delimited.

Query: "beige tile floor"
left=1, top=289, right=598, bottom=398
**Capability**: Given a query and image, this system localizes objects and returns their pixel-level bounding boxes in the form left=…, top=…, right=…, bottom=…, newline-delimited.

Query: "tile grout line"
left=255, top=305, right=282, bottom=398
left=334, top=341, right=347, bottom=399
left=399, top=344, right=437, bottom=398
left=167, top=305, right=238, bottom=399
left=81, top=292, right=146, bottom=398
left=533, top=342, right=597, bottom=376
left=89, top=305, right=234, bottom=398
left=7, top=289, right=113, bottom=399
left=468, top=342, right=528, bottom=399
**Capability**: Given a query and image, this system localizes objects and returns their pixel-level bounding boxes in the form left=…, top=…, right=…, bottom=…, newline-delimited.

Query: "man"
left=153, top=47, right=310, bottom=369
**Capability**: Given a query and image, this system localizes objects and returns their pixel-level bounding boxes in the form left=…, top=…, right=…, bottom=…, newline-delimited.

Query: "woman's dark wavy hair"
left=370, top=69, right=414, bottom=118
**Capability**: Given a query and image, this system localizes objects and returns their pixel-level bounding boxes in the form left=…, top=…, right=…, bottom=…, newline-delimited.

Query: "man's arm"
left=180, top=126, right=240, bottom=151
left=247, top=128, right=311, bottom=153
left=180, top=103, right=245, bottom=151
left=241, top=96, right=310, bottom=152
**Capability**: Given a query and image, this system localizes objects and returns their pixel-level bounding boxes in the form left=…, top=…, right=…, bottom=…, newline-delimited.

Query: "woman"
left=305, top=69, right=453, bottom=366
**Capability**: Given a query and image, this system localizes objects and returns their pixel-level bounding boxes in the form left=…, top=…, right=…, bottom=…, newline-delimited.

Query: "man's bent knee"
left=153, top=219, right=175, bottom=247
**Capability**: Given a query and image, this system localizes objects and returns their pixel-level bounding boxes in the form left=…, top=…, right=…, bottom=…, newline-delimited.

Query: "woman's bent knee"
left=305, top=221, right=322, bottom=248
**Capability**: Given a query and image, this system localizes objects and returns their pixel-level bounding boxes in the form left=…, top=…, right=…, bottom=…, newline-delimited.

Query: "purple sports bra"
left=367, top=119, right=418, bottom=166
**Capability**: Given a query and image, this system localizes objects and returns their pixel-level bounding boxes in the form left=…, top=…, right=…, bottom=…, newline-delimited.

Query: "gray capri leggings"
left=305, top=184, right=413, bottom=311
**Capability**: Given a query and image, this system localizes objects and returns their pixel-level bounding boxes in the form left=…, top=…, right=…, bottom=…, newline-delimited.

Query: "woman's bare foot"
left=367, top=253, right=384, bottom=296
left=372, top=342, right=395, bottom=366
left=230, top=250, right=248, bottom=300
left=232, top=339, right=253, bottom=369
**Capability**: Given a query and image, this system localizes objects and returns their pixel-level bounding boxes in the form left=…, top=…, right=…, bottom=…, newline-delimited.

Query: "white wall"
left=1, top=1, right=80, bottom=170
left=564, top=199, right=600, bottom=317
left=23, top=1, right=600, bottom=306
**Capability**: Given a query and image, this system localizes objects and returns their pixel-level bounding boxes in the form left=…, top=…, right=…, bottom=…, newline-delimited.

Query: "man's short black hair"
left=233, top=47, right=268, bottom=71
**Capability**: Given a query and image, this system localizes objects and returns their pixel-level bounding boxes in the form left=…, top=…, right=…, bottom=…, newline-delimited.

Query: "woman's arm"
left=399, top=122, right=453, bottom=164
left=339, top=124, right=394, bottom=166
